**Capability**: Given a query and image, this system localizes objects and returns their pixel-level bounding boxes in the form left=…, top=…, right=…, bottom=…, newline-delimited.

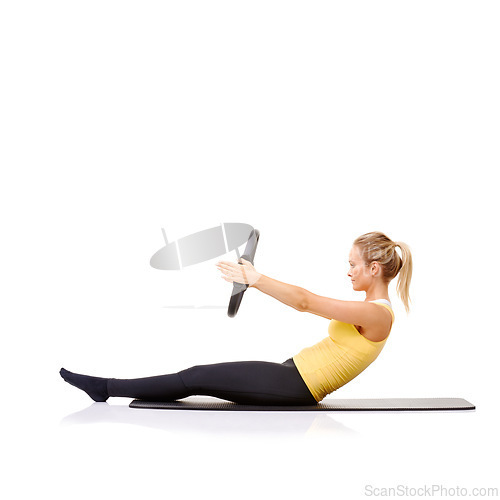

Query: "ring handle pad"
left=227, top=229, right=260, bottom=318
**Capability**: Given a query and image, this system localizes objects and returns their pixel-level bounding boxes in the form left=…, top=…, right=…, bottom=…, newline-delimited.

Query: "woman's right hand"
left=216, top=258, right=262, bottom=287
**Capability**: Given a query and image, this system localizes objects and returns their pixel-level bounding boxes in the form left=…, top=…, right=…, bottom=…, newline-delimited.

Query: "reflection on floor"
left=60, top=396, right=358, bottom=437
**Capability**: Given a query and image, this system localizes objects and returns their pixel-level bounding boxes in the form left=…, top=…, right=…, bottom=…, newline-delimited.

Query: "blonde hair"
left=353, top=231, right=413, bottom=313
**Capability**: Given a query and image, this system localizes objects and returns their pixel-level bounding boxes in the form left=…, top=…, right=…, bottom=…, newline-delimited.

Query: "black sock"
left=60, top=367, right=109, bottom=402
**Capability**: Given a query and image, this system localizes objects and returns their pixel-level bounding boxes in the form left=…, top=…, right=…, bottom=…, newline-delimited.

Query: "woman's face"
left=347, top=245, right=371, bottom=291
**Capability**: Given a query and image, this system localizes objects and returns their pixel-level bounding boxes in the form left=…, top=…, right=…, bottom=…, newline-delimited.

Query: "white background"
left=1, top=1, right=499, bottom=498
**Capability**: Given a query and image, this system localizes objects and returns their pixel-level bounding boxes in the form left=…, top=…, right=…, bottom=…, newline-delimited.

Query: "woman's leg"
left=174, top=358, right=317, bottom=405
left=60, top=358, right=317, bottom=405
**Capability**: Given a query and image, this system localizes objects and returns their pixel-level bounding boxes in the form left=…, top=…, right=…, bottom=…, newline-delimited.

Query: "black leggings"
left=108, top=358, right=317, bottom=405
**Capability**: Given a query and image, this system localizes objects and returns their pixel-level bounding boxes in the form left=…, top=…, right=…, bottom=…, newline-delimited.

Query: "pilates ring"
left=227, top=229, right=260, bottom=318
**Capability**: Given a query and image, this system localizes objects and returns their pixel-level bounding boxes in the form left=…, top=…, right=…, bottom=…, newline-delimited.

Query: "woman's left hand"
left=216, top=258, right=262, bottom=287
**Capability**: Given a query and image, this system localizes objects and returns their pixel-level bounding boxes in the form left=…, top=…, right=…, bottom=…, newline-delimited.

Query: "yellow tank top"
left=292, top=300, right=395, bottom=402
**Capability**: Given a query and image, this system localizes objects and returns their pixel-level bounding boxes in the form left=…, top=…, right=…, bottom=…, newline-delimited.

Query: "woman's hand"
left=215, top=258, right=262, bottom=287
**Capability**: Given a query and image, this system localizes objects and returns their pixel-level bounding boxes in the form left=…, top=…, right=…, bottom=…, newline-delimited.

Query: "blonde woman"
left=60, top=231, right=412, bottom=405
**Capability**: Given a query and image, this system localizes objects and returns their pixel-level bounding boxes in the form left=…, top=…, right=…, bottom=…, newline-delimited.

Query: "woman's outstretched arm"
left=252, top=274, right=307, bottom=311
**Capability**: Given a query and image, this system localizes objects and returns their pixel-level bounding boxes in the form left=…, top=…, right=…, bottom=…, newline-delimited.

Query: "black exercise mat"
left=129, top=396, right=475, bottom=411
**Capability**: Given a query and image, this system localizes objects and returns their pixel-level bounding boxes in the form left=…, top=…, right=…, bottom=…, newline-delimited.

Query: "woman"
left=60, top=231, right=412, bottom=405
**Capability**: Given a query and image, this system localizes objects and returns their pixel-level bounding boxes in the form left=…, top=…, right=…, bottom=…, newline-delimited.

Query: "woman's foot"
left=60, top=368, right=109, bottom=402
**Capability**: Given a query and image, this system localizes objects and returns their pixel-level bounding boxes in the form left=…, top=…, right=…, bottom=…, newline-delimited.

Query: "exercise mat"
left=129, top=396, right=475, bottom=411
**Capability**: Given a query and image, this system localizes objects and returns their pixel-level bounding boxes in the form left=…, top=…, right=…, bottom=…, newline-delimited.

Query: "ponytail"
left=394, top=241, right=413, bottom=314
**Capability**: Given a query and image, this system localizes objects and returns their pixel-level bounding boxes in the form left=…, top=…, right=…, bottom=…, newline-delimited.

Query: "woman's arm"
left=252, top=275, right=307, bottom=311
